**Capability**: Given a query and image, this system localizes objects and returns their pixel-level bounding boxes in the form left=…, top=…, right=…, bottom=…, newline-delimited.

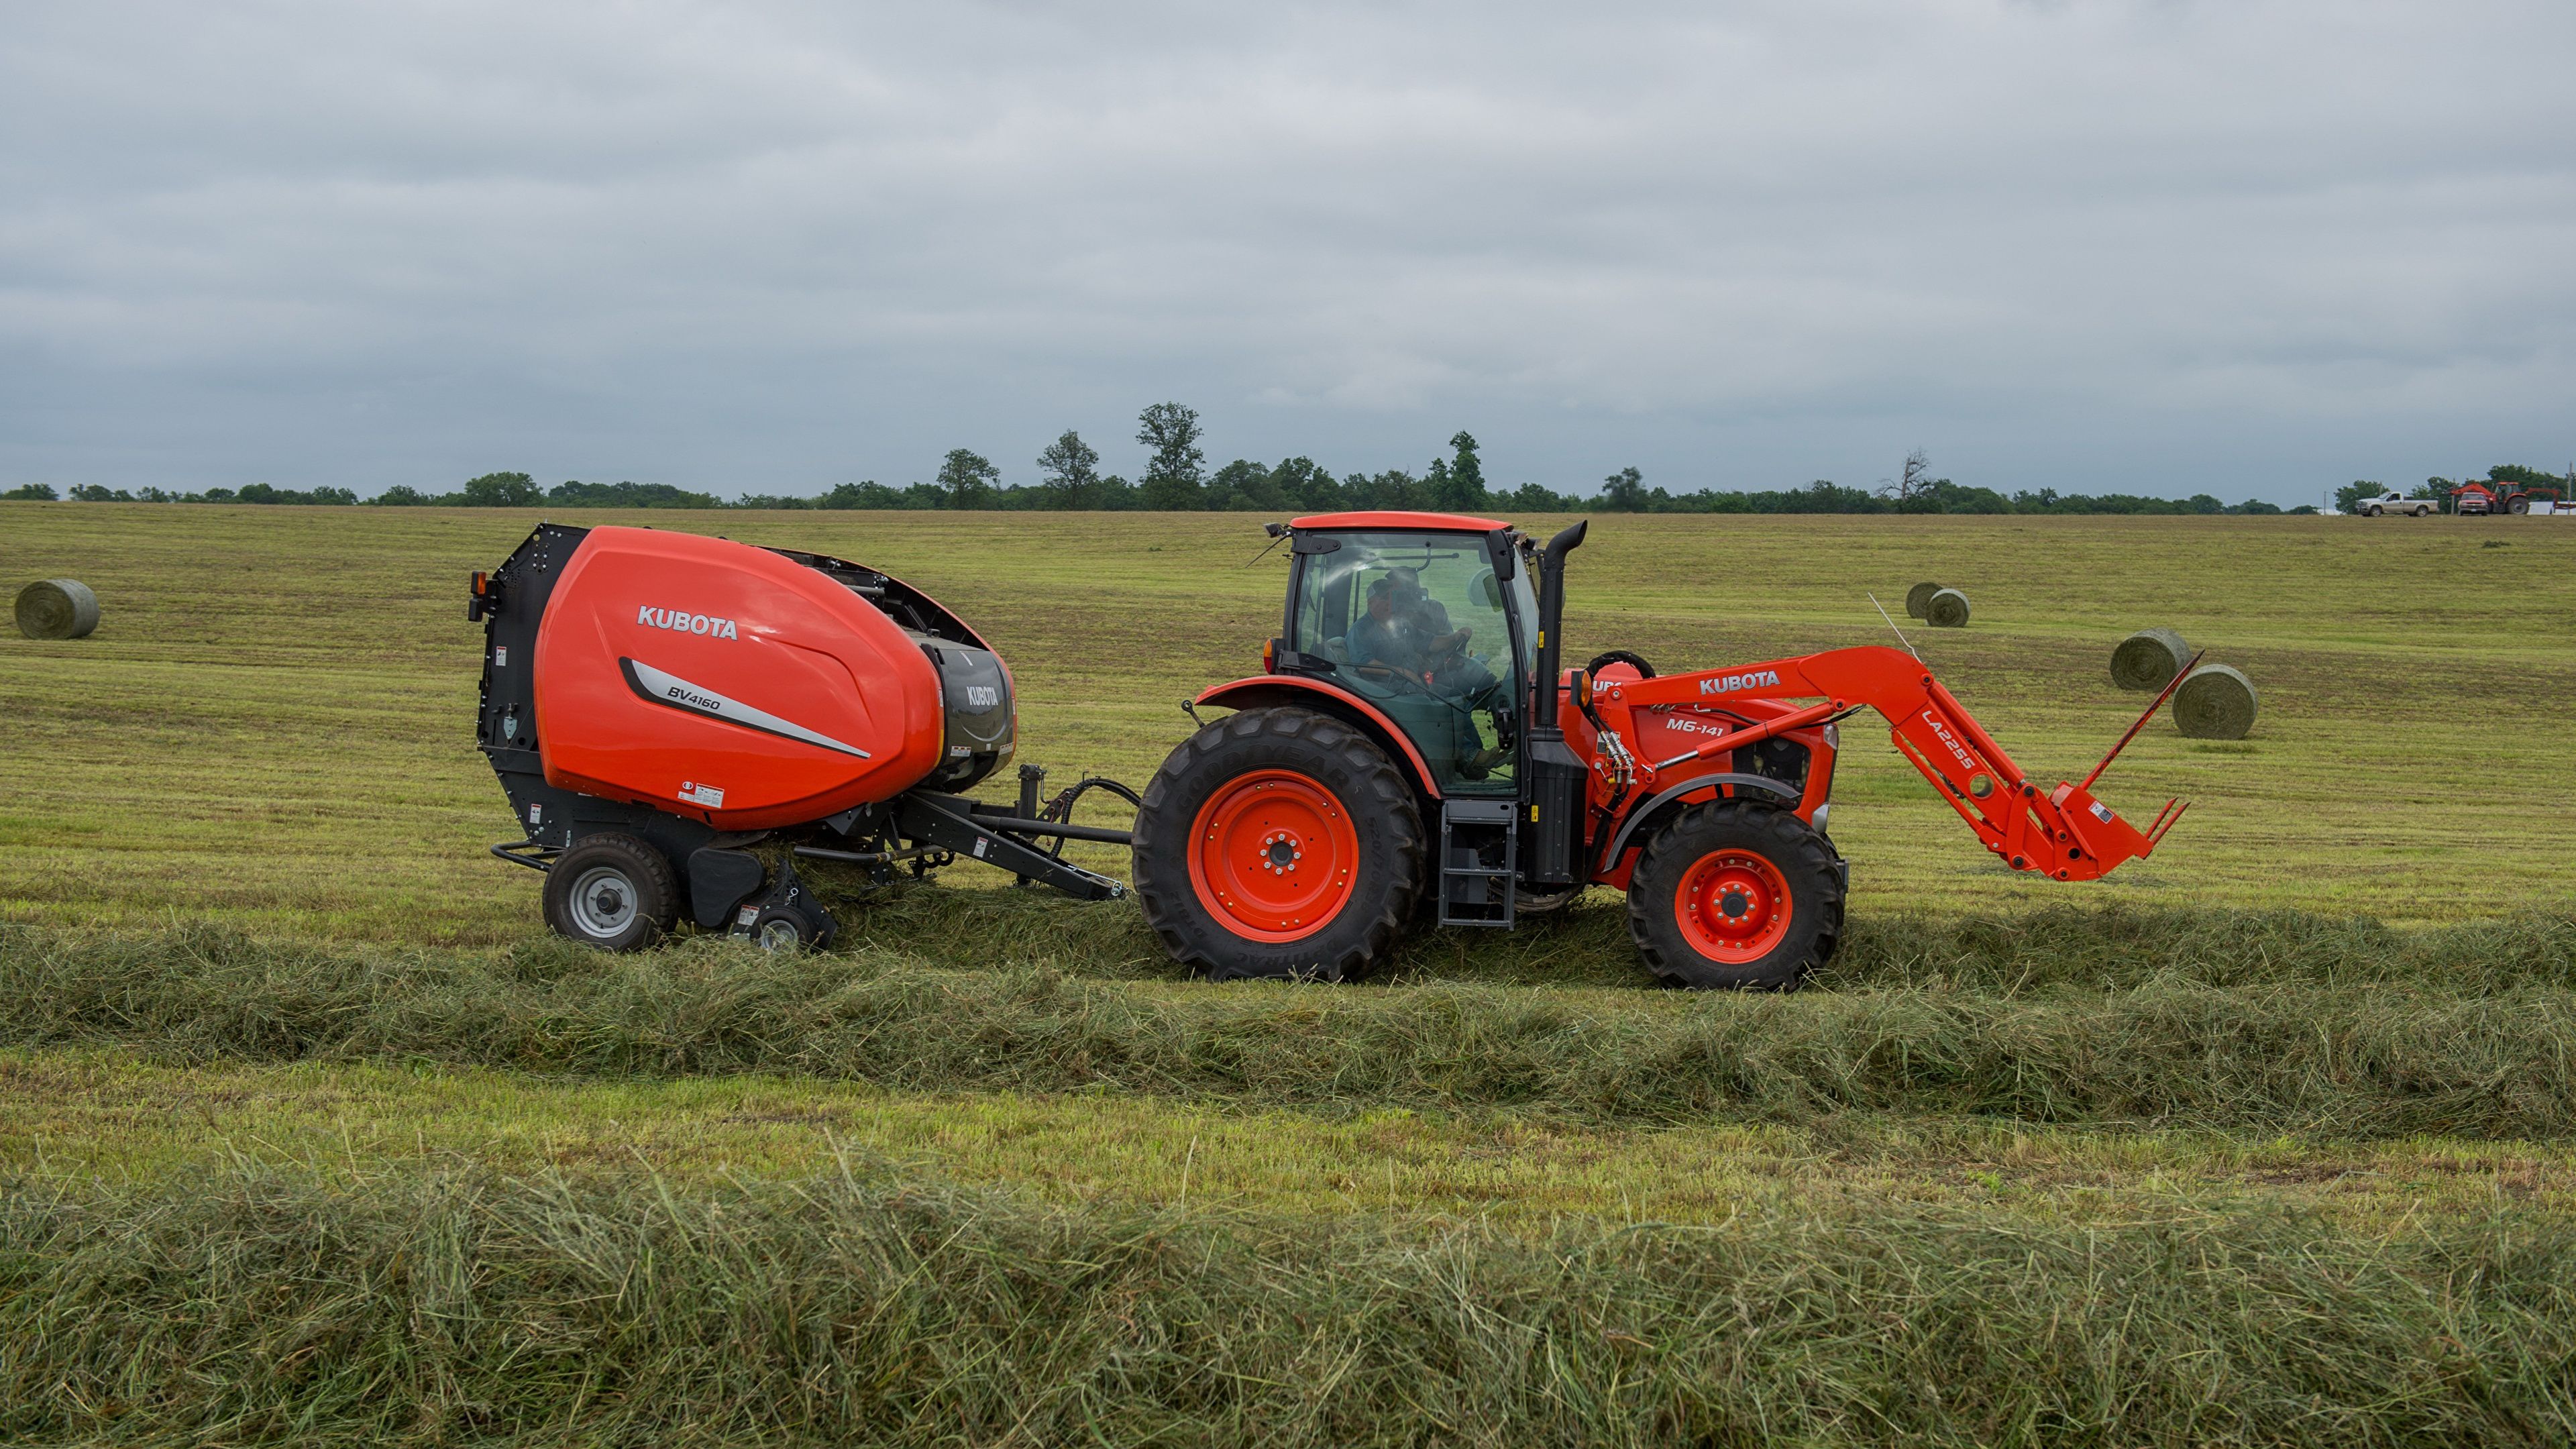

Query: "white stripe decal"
left=623, top=658, right=872, bottom=758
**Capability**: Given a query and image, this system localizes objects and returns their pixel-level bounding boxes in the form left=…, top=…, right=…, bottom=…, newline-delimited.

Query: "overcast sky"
left=4, top=1, right=2571, bottom=504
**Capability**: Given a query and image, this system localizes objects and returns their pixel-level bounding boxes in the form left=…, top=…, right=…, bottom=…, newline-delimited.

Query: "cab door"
left=1285, top=528, right=1527, bottom=796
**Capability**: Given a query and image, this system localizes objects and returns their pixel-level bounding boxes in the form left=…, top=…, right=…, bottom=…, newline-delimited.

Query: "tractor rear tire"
left=544, top=833, right=678, bottom=951
left=1626, top=804, right=1842, bottom=989
left=1134, top=706, right=1425, bottom=982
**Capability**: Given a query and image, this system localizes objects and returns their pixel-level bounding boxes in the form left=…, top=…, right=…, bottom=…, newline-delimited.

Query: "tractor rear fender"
left=1589, top=771, right=1803, bottom=890
left=1192, top=676, right=1444, bottom=803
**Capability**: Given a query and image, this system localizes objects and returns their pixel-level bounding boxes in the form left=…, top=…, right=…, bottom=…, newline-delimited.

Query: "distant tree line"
left=7, top=482, right=362, bottom=504
left=16, top=401, right=2558, bottom=516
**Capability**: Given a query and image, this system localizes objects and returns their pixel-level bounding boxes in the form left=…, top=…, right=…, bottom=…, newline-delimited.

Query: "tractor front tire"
left=1134, top=706, right=1425, bottom=982
left=1626, top=804, right=1842, bottom=989
left=544, top=833, right=678, bottom=951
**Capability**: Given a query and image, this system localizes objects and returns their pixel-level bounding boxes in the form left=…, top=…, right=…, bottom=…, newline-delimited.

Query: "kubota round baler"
left=472, top=523, right=1128, bottom=951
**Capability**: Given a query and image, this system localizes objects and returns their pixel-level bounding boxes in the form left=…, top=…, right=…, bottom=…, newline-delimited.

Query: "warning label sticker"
left=678, top=781, right=726, bottom=808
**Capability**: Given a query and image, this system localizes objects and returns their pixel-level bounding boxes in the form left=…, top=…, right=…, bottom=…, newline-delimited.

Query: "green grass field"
left=3, top=502, right=2574, bottom=1443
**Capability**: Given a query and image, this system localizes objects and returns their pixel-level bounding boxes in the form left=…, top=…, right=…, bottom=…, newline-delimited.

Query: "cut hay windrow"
left=5, top=1162, right=2573, bottom=1447
left=11, top=578, right=98, bottom=640
left=2177, top=661, right=2261, bottom=739
left=2110, top=626, right=2193, bottom=691
left=4, top=914, right=2574, bottom=1136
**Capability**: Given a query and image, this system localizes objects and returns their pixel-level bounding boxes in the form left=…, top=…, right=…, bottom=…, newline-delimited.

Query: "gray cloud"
left=4, top=0, right=2571, bottom=502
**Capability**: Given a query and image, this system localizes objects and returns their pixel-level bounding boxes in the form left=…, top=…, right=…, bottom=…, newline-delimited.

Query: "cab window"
left=1289, top=531, right=1522, bottom=795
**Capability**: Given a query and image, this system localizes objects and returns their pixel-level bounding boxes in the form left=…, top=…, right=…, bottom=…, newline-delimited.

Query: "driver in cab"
left=1351, top=570, right=1486, bottom=694
left=1348, top=576, right=1421, bottom=682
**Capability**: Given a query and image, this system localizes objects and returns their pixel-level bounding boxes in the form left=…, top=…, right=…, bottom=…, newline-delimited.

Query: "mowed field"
left=4, top=503, right=2576, bottom=1444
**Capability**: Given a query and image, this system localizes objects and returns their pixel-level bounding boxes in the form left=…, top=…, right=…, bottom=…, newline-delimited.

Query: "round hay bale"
left=1904, top=582, right=1942, bottom=619
left=2109, top=627, right=2192, bottom=692
left=2173, top=663, right=2259, bottom=739
left=1925, top=587, right=1970, bottom=628
left=14, top=578, right=99, bottom=640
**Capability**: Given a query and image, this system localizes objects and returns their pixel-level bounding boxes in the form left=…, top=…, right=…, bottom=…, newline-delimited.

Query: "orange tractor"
left=1130, top=511, right=2190, bottom=987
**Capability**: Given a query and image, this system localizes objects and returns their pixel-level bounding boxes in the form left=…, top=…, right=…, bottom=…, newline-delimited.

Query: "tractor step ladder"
left=1437, top=798, right=1517, bottom=927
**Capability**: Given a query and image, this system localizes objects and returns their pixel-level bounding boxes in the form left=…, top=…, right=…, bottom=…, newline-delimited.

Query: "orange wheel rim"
left=1187, top=769, right=1360, bottom=943
left=1674, top=849, right=1792, bottom=963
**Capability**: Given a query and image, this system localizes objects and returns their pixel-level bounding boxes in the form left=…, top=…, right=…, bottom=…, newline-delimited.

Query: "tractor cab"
left=1273, top=513, right=1535, bottom=796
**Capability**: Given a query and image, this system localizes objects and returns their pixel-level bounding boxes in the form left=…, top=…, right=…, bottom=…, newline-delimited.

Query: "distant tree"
left=1, top=483, right=57, bottom=500
left=1136, top=402, right=1206, bottom=510
left=1269, top=457, right=1342, bottom=511
left=1034, top=430, right=1100, bottom=508
left=2186, top=493, right=2224, bottom=514
left=1600, top=466, right=1648, bottom=512
left=2489, top=464, right=2560, bottom=488
left=1507, top=482, right=1576, bottom=511
left=1091, top=474, right=1140, bottom=510
left=1442, top=431, right=1488, bottom=507
left=2334, top=481, right=2383, bottom=513
left=230, top=482, right=354, bottom=505
left=1347, top=469, right=1424, bottom=510
left=460, top=472, right=542, bottom=507
left=819, top=480, right=901, bottom=510
left=1208, top=458, right=1283, bottom=512
left=68, top=484, right=131, bottom=501
left=549, top=479, right=722, bottom=509
left=1879, top=449, right=1933, bottom=503
left=372, top=485, right=433, bottom=506
left=936, top=449, right=1000, bottom=508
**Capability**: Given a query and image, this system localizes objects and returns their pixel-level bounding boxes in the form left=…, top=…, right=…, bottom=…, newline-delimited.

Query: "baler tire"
left=543, top=833, right=678, bottom=951
left=1626, top=804, right=1841, bottom=990
left=1133, top=706, right=1424, bottom=983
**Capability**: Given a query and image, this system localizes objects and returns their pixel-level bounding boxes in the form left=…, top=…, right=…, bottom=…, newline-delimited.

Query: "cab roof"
left=1288, top=511, right=1511, bottom=533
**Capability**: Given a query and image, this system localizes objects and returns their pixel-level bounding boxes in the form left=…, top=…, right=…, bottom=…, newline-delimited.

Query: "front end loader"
left=1130, top=511, right=2188, bottom=987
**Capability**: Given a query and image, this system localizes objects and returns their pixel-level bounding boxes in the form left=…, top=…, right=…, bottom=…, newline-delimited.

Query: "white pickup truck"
left=2356, top=490, right=2434, bottom=517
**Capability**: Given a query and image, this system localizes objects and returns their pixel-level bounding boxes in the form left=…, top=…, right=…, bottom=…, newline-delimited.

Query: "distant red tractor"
left=1128, top=511, right=2192, bottom=988
left=2453, top=480, right=2564, bottom=516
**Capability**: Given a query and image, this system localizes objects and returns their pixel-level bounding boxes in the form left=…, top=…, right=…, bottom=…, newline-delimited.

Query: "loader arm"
left=1597, top=645, right=2184, bottom=881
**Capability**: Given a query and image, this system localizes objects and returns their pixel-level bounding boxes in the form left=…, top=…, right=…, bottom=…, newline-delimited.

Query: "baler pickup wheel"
left=1627, top=804, right=1842, bottom=989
